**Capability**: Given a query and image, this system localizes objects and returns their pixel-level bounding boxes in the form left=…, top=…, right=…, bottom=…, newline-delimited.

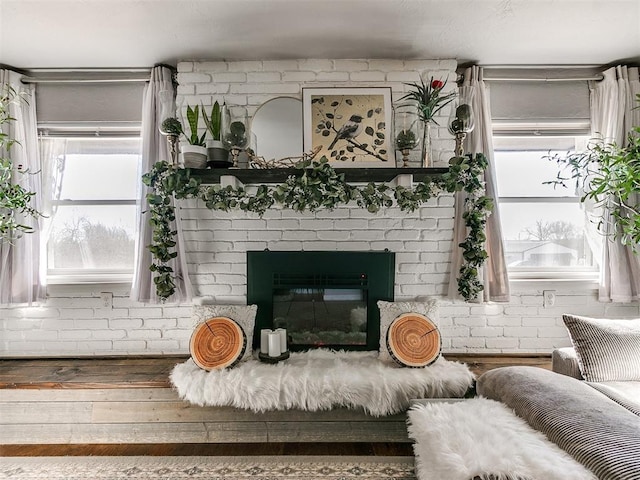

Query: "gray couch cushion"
left=588, top=381, right=640, bottom=416
left=551, top=347, right=583, bottom=379
left=478, top=366, right=640, bottom=480
left=562, top=314, right=640, bottom=382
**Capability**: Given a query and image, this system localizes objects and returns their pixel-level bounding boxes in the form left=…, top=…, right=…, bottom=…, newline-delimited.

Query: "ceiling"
left=1, top=0, right=639, bottom=69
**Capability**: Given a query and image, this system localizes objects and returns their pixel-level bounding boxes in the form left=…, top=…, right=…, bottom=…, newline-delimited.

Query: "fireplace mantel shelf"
left=190, top=167, right=449, bottom=185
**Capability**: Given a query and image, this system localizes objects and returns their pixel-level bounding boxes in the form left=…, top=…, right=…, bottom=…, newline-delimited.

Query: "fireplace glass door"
left=247, top=251, right=395, bottom=351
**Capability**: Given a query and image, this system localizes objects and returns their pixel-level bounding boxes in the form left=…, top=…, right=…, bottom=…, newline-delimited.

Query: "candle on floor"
left=268, top=332, right=281, bottom=357
left=276, top=328, right=287, bottom=353
left=260, top=329, right=272, bottom=354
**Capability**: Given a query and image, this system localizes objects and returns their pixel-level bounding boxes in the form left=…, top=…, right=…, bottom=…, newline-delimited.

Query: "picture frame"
left=303, top=87, right=393, bottom=168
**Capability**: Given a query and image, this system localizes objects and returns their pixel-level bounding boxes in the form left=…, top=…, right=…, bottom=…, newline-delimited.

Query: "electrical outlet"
left=543, top=290, right=556, bottom=308
left=100, top=292, right=113, bottom=309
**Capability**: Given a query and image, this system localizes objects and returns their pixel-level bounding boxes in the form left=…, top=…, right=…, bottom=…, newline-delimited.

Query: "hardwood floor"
left=0, top=354, right=551, bottom=389
left=0, top=354, right=550, bottom=456
left=0, top=442, right=414, bottom=457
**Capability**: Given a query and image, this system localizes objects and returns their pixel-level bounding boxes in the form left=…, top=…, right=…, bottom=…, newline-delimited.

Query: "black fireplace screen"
left=247, top=251, right=395, bottom=351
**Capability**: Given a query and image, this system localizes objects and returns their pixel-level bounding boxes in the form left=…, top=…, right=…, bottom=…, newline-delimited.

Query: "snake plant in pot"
left=180, top=104, right=208, bottom=168
left=203, top=101, right=231, bottom=167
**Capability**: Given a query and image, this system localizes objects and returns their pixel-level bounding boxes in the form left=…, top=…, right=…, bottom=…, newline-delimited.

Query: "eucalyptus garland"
left=142, top=155, right=492, bottom=301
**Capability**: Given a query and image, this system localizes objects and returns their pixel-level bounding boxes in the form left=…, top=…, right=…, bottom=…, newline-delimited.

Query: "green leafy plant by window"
left=0, top=85, right=42, bottom=243
left=142, top=155, right=492, bottom=302
left=545, top=94, right=640, bottom=249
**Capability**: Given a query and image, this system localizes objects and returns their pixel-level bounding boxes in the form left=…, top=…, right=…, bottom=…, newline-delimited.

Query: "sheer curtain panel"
left=448, top=66, right=510, bottom=302
left=131, top=65, right=193, bottom=303
left=591, top=66, right=640, bottom=303
left=0, top=69, right=44, bottom=305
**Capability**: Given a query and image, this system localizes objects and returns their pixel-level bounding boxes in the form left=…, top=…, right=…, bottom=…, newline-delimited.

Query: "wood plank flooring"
left=0, top=354, right=551, bottom=455
left=0, top=354, right=551, bottom=389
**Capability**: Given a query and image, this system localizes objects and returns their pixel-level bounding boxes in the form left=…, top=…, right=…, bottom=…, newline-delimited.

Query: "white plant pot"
left=181, top=145, right=208, bottom=169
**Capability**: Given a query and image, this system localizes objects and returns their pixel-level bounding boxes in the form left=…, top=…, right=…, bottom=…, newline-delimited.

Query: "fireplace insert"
left=247, top=250, right=395, bottom=351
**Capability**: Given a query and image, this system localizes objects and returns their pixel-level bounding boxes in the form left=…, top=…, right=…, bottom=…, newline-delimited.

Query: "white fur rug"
left=407, top=398, right=597, bottom=480
left=171, top=349, right=474, bottom=416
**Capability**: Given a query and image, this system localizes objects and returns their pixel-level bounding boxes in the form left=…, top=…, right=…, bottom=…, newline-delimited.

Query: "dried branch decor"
left=142, top=154, right=492, bottom=301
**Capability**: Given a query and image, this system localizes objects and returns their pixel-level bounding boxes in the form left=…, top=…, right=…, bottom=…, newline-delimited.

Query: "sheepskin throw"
left=377, top=300, right=439, bottom=365
left=171, top=349, right=474, bottom=416
left=407, top=398, right=597, bottom=480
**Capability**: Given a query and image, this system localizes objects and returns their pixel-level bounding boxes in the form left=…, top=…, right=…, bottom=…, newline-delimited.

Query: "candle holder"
left=393, top=102, right=422, bottom=168
left=448, top=102, right=475, bottom=158
left=222, top=109, right=250, bottom=168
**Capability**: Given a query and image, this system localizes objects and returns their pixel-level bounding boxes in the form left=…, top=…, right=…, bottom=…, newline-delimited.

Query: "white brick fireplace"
left=1, top=59, right=637, bottom=358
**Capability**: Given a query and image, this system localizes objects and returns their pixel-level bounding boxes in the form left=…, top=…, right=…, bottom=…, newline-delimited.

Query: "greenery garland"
left=142, top=154, right=492, bottom=301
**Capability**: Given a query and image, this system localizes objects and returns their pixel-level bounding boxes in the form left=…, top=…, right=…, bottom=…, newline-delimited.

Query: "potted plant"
left=202, top=101, right=231, bottom=167
left=180, top=104, right=207, bottom=168
left=0, top=85, right=42, bottom=243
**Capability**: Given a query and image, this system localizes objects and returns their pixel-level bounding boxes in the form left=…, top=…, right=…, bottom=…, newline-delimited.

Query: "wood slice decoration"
left=387, top=312, right=441, bottom=368
left=190, top=316, right=247, bottom=371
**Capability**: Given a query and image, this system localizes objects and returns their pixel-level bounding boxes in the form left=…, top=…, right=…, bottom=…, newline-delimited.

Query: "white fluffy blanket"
left=407, top=398, right=597, bottom=480
left=170, top=349, right=474, bottom=416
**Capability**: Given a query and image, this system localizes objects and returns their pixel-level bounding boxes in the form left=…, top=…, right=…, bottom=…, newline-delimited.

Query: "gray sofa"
left=477, top=355, right=640, bottom=479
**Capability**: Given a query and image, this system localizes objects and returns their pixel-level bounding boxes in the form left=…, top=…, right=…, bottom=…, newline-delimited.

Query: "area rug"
left=171, top=349, right=474, bottom=416
left=407, top=398, right=597, bottom=480
left=0, top=455, right=415, bottom=480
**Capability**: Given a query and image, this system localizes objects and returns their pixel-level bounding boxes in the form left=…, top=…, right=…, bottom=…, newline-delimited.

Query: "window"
left=493, top=132, right=598, bottom=279
left=44, top=136, right=141, bottom=283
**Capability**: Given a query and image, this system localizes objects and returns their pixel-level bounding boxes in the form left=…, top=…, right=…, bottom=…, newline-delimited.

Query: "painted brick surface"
left=2, top=58, right=638, bottom=358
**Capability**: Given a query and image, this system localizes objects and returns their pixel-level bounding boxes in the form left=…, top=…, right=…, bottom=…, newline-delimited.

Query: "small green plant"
left=448, top=103, right=473, bottom=134
left=0, top=85, right=43, bottom=243
left=160, top=117, right=182, bottom=136
left=202, top=101, right=223, bottom=142
left=396, top=129, right=418, bottom=150
left=184, top=105, right=206, bottom=146
left=224, top=121, right=248, bottom=148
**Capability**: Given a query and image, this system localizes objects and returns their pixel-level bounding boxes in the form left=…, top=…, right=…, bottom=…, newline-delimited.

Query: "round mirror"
left=251, top=97, right=302, bottom=160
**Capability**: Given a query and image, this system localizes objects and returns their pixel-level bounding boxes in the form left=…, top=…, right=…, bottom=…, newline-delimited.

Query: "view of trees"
left=51, top=218, right=135, bottom=269
left=523, top=220, right=580, bottom=241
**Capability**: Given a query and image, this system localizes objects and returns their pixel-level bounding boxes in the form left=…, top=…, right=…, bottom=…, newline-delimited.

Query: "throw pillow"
left=191, top=304, right=258, bottom=363
left=562, top=314, right=640, bottom=382
left=377, top=300, right=440, bottom=365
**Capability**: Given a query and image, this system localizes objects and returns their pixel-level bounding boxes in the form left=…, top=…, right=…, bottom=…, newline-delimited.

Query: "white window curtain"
left=590, top=66, right=640, bottom=303
left=0, top=69, right=44, bottom=305
left=448, top=66, right=510, bottom=302
left=131, top=65, right=193, bottom=303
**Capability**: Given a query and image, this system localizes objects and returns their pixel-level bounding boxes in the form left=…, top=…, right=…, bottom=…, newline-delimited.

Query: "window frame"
left=39, top=127, right=142, bottom=285
left=492, top=122, right=599, bottom=282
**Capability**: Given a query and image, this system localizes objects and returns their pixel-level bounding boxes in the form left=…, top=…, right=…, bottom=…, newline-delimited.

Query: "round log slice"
left=387, top=313, right=441, bottom=367
left=190, top=317, right=247, bottom=371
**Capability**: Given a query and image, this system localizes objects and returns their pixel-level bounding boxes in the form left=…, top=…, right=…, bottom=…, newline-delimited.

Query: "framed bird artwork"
left=303, top=87, right=393, bottom=168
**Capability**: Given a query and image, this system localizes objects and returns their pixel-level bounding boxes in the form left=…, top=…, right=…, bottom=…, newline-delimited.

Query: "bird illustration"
left=327, top=114, right=364, bottom=150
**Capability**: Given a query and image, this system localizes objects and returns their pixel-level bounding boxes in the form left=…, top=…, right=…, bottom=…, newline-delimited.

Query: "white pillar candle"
left=260, top=329, right=272, bottom=354
left=276, top=328, right=287, bottom=353
left=268, top=332, right=281, bottom=357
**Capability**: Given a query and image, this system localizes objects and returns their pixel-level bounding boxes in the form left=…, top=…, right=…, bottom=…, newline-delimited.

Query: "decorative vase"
left=393, top=101, right=422, bottom=168
left=421, top=121, right=433, bottom=168
left=222, top=109, right=250, bottom=168
left=206, top=140, right=231, bottom=168
left=180, top=145, right=208, bottom=169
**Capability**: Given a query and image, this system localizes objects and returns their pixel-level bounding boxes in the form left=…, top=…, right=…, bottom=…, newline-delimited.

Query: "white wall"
left=1, top=58, right=638, bottom=357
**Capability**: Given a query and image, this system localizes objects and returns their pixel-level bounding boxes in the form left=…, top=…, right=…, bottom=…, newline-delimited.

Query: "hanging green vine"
left=142, top=155, right=492, bottom=301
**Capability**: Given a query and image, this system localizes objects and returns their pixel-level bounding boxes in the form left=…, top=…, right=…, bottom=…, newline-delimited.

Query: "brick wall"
left=1, top=58, right=638, bottom=357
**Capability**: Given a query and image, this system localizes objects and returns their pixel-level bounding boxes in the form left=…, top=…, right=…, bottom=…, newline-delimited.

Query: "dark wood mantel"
left=190, top=167, right=449, bottom=184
